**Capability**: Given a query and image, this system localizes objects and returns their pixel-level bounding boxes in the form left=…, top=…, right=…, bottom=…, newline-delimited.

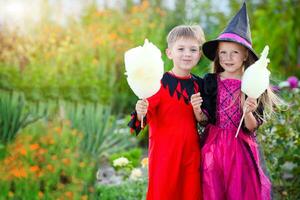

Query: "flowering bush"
left=113, top=157, right=130, bottom=168
left=0, top=121, right=96, bottom=199
left=96, top=156, right=148, bottom=200
left=278, top=76, right=299, bottom=90
left=0, top=0, right=167, bottom=113
left=258, top=76, right=300, bottom=199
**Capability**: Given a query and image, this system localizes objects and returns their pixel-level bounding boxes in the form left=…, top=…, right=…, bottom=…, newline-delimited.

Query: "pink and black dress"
left=201, top=73, right=271, bottom=200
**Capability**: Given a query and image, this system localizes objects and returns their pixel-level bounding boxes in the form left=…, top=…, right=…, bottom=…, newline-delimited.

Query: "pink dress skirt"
left=201, top=78, right=271, bottom=200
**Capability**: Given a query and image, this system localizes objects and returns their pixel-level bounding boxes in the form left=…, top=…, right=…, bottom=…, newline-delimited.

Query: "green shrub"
left=109, top=148, right=143, bottom=168
left=258, top=89, right=300, bottom=199
left=95, top=179, right=147, bottom=200
left=0, top=90, right=45, bottom=144
left=65, top=102, right=136, bottom=158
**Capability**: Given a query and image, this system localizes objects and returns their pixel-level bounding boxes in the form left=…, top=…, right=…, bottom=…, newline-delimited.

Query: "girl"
left=129, top=25, right=205, bottom=200
left=191, top=3, right=279, bottom=200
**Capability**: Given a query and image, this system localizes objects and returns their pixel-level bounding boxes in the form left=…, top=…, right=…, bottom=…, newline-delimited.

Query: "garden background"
left=0, top=0, right=299, bottom=199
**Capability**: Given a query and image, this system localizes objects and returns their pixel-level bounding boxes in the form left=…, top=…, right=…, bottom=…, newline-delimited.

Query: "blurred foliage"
left=258, top=88, right=300, bottom=199
left=0, top=0, right=298, bottom=114
left=0, top=90, right=46, bottom=144
left=251, top=0, right=300, bottom=78
left=0, top=0, right=299, bottom=198
left=65, top=102, right=136, bottom=159
left=96, top=179, right=147, bottom=200
left=0, top=121, right=96, bottom=199
left=0, top=1, right=167, bottom=114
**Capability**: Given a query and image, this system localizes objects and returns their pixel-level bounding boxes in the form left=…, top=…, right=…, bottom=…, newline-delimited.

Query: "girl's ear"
left=166, top=48, right=172, bottom=59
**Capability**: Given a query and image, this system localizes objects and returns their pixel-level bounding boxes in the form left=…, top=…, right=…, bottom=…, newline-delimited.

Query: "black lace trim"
left=161, top=72, right=202, bottom=104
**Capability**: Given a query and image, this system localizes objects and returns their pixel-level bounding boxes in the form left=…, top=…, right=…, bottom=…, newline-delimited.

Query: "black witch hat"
left=202, top=2, right=258, bottom=61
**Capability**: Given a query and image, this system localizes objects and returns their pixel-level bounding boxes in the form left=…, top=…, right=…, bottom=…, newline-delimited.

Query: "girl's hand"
left=191, top=92, right=203, bottom=113
left=244, top=97, right=258, bottom=114
left=135, top=99, right=149, bottom=120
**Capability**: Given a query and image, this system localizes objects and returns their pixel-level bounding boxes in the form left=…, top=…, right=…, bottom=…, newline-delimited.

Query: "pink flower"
left=271, top=85, right=280, bottom=93
left=287, top=76, right=299, bottom=89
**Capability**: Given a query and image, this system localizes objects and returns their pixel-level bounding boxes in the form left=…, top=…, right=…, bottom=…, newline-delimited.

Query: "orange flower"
left=20, top=148, right=27, bottom=156
left=65, top=191, right=73, bottom=198
left=125, top=28, right=133, bottom=34
left=54, top=127, right=62, bottom=134
left=46, top=164, right=55, bottom=172
left=141, top=0, right=150, bottom=10
left=30, top=144, right=40, bottom=151
left=62, top=158, right=71, bottom=165
left=109, top=33, right=118, bottom=40
left=30, top=165, right=40, bottom=173
left=4, top=156, right=15, bottom=165
left=38, top=191, right=44, bottom=198
left=38, top=148, right=47, bottom=155
left=49, top=138, right=55, bottom=145
left=51, top=155, right=58, bottom=161
left=11, top=167, right=27, bottom=178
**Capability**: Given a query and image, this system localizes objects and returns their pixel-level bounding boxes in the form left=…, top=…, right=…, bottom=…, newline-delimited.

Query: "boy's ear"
left=166, top=48, right=172, bottom=59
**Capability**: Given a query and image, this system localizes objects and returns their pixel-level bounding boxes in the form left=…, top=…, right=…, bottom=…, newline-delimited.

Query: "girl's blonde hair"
left=167, top=25, right=205, bottom=48
left=212, top=43, right=282, bottom=121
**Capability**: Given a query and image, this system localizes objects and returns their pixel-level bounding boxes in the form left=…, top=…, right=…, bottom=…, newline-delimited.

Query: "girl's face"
left=218, top=42, right=248, bottom=77
left=166, top=38, right=201, bottom=75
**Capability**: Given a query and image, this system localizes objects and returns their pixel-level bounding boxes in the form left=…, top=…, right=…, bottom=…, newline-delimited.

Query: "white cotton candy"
left=236, top=45, right=271, bottom=138
left=241, top=45, right=271, bottom=99
left=124, top=39, right=164, bottom=99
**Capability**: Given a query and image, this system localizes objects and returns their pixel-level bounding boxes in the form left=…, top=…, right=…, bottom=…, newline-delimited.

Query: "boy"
left=129, top=25, right=205, bottom=200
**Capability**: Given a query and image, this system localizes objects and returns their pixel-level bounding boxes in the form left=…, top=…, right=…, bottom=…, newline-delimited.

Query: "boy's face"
left=166, top=38, right=201, bottom=73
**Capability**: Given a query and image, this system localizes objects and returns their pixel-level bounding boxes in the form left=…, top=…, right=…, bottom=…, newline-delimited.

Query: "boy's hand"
left=135, top=99, right=149, bottom=120
left=190, top=92, right=203, bottom=113
left=244, top=97, right=258, bottom=114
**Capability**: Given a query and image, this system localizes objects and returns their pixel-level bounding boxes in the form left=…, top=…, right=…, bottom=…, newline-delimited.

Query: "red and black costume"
left=129, top=72, right=203, bottom=200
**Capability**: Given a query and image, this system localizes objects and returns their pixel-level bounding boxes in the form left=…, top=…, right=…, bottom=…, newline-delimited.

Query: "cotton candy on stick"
left=235, top=45, right=270, bottom=138
left=124, top=39, right=164, bottom=127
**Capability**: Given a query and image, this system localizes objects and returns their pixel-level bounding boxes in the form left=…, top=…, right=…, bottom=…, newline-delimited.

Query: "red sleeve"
left=128, top=85, right=162, bottom=135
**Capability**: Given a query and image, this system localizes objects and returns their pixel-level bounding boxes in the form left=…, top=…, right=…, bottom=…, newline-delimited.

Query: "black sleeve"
left=202, top=73, right=218, bottom=124
left=128, top=111, right=147, bottom=136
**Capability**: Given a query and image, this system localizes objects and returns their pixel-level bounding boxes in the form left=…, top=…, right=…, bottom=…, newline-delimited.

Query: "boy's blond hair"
left=167, top=25, right=206, bottom=48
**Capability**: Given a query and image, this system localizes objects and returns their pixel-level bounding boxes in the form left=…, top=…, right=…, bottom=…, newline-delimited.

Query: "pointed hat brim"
left=202, top=34, right=258, bottom=61
left=202, top=2, right=258, bottom=61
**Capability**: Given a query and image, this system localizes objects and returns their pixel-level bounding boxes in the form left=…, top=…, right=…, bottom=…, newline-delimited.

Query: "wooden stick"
left=235, top=106, right=248, bottom=138
left=141, top=115, right=144, bottom=128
